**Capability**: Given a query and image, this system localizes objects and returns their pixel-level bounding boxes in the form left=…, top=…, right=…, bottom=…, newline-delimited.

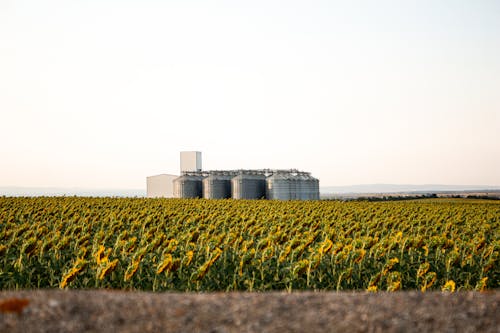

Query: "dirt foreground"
left=0, top=290, right=498, bottom=333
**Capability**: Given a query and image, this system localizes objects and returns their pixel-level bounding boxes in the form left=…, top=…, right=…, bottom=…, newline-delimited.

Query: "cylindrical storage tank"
left=301, top=174, right=320, bottom=200
left=173, top=174, right=203, bottom=198
left=202, top=174, right=232, bottom=199
left=289, top=173, right=301, bottom=200
left=295, top=173, right=308, bottom=200
left=231, top=173, right=266, bottom=199
left=266, top=172, right=293, bottom=200
left=311, top=176, right=320, bottom=200
left=302, top=174, right=318, bottom=200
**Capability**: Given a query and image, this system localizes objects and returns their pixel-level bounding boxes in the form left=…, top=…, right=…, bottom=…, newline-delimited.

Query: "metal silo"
left=290, top=172, right=303, bottom=200
left=231, top=172, right=266, bottom=199
left=266, top=171, right=293, bottom=200
left=202, top=173, right=232, bottom=199
left=297, top=173, right=320, bottom=200
left=173, top=174, right=204, bottom=198
left=310, top=175, right=320, bottom=200
left=295, top=173, right=308, bottom=200
left=301, top=174, right=315, bottom=200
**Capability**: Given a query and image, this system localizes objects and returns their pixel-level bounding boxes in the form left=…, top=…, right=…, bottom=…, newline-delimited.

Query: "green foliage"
left=0, top=197, right=498, bottom=291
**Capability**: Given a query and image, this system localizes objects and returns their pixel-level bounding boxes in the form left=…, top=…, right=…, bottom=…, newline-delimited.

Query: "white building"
left=180, top=151, right=202, bottom=172
left=146, top=174, right=177, bottom=198
left=146, top=151, right=203, bottom=198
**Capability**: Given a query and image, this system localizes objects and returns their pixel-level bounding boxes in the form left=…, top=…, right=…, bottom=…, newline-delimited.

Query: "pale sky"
left=1, top=0, right=499, bottom=189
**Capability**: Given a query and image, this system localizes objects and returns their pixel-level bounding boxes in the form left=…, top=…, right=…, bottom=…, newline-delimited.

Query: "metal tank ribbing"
left=313, top=177, right=319, bottom=199
left=266, top=172, right=293, bottom=200
left=202, top=173, right=232, bottom=199
left=295, top=173, right=308, bottom=200
left=173, top=174, right=204, bottom=198
left=266, top=171, right=319, bottom=200
left=308, top=174, right=321, bottom=200
left=298, top=173, right=320, bottom=200
left=290, top=172, right=301, bottom=200
left=231, top=172, right=266, bottom=199
left=172, top=168, right=319, bottom=200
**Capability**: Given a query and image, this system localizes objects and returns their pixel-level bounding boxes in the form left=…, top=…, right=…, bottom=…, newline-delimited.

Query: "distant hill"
left=320, top=184, right=500, bottom=194
left=0, top=187, right=146, bottom=197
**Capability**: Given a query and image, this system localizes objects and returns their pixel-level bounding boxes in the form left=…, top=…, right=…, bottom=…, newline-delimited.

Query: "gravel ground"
left=0, top=290, right=498, bottom=333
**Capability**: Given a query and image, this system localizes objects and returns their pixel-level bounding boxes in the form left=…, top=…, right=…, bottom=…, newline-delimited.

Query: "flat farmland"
left=1, top=197, right=498, bottom=292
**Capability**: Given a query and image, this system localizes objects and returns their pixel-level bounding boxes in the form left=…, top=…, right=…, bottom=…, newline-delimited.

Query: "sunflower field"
left=0, top=197, right=498, bottom=291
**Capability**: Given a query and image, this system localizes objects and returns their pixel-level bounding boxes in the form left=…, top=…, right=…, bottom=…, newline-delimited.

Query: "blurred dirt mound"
left=1, top=290, right=499, bottom=333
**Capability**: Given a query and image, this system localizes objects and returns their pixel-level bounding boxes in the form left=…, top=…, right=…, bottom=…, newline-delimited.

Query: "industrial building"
left=180, top=151, right=202, bottom=172
left=146, top=151, right=201, bottom=198
left=147, top=151, right=320, bottom=200
left=146, top=174, right=177, bottom=198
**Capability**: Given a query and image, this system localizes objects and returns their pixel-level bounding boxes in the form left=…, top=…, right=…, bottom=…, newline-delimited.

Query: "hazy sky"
left=1, top=0, right=499, bottom=189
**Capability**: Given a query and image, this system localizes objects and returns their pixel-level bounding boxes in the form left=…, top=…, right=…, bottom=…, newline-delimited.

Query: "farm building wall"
left=146, top=174, right=177, bottom=198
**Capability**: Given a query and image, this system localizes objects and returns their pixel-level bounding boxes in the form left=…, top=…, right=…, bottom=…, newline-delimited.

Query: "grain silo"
left=294, top=173, right=308, bottom=200
left=266, top=172, right=293, bottom=200
left=297, top=173, right=320, bottom=200
left=231, top=172, right=266, bottom=199
left=307, top=174, right=320, bottom=200
left=173, top=174, right=204, bottom=198
left=266, top=170, right=320, bottom=200
left=148, top=151, right=320, bottom=200
left=289, top=172, right=301, bottom=200
left=203, top=172, right=232, bottom=199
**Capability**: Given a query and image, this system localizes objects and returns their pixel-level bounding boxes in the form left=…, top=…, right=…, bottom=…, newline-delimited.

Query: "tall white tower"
left=180, top=151, right=202, bottom=172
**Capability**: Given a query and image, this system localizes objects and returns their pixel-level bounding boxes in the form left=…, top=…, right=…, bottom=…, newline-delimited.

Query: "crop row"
left=0, top=197, right=498, bottom=291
